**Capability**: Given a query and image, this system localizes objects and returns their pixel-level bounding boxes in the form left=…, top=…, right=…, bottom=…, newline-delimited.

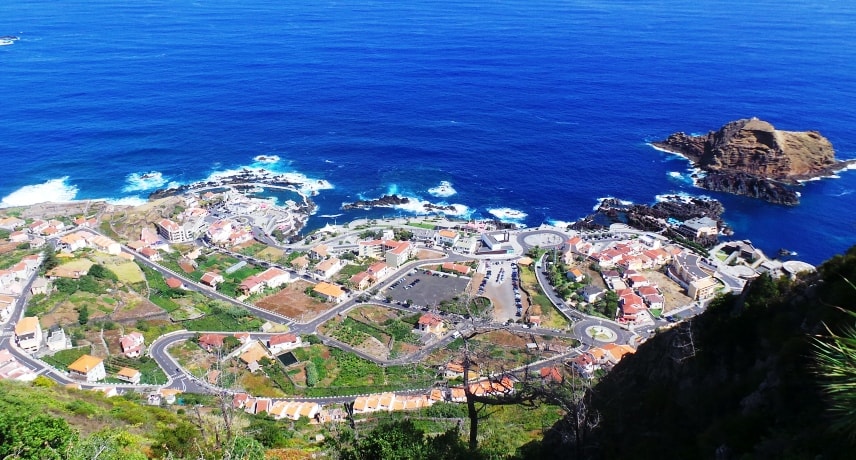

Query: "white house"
left=68, top=354, right=106, bottom=383
left=14, top=316, right=42, bottom=353
left=268, top=334, right=302, bottom=354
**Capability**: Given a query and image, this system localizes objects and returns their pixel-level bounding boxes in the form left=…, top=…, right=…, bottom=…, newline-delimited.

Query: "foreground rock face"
left=653, top=118, right=854, bottom=204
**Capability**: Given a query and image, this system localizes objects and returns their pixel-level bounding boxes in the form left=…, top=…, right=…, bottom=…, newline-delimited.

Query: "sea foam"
left=428, top=181, right=457, bottom=198
left=123, top=171, right=168, bottom=192
left=487, top=207, right=527, bottom=221
left=0, top=177, right=78, bottom=208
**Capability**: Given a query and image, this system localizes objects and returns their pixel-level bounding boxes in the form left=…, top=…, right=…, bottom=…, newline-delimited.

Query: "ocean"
left=1, top=0, right=854, bottom=265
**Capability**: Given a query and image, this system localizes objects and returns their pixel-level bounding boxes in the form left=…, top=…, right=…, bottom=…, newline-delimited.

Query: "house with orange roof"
left=567, top=268, right=584, bottom=282
left=442, top=262, right=471, bottom=276
left=58, top=232, right=87, bottom=252
left=436, top=229, right=460, bottom=246
left=314, top=257, right=344, bottom=280
left=417, top=313, right=445, bottom=334
left=256, top=267, right=290, bottom=288
left=367, top=261, right=392, bottom=280
left=290, top=255, right=309, bottom=271
left=312, top=282, right=346, bottom=303
left=378, top=392, right=396, bottom=411
left=166, top=277, right=183, bottom=289
left=602, top=343, right=635, bottom=363
left=385, top=241, right=413, bottom=267
left=14, top=316, right=42, bottom=352
left=238, top=275, right=265, bottom=295
left=239, top=341, right=269, bottom=368
left=539, top=366, right=564, bottom=384
left=87, top=234, right=121, bottom=255
left=198, top=333, right=226, bottom=351
left=450, top=387, right=467, bottom=402
left=309, top=244, right=329, bottom=260
left=571, top=352, right=597, bottom=377
left=68, top=354, right=106, bottom=382
left=200, top=271, right=224, bottom=288
left=349, top=271, right=373, bottom=290
left=429, top=388, right=446, bottom=403
left=232, top=393, right=250, bottom=409
left=116, top=367, right=141, bottom=384
left=268, top=333, right=301, bottom=354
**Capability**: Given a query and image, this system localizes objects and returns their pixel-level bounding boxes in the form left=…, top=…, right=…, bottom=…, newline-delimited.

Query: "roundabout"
left=584, top=325, right=618, bottom=343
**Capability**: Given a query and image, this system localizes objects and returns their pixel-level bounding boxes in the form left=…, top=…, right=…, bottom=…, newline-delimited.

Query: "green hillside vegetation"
left=0, top=379, right=271, bottom=460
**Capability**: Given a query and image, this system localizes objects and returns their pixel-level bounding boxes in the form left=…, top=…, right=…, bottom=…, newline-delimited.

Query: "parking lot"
left=382, top=268, right=471, bottom=310
left=477, top=259, right=523, bottom=322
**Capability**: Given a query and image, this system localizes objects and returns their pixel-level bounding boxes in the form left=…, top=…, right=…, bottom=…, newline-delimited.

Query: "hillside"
left=526, top=246, right=856, bottom=459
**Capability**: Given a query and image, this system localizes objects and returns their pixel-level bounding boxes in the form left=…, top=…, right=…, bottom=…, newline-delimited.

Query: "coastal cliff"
left=653, top=118, right=854, bottom=204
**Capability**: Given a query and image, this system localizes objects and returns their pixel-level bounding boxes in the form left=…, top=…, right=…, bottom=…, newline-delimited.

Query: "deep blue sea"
left=1, top=0, right=855, bottom=265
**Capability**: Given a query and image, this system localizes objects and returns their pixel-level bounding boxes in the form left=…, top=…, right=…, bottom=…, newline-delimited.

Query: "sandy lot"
left=255, top=280, right=335, bottom=320
left=644, top=270, right=693, bottom=313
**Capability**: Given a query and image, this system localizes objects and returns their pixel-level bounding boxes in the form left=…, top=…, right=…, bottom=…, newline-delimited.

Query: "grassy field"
left=519, top=266, right=570, bottom=329
left=42, top=347, right=90, bottom=370
left=107, top=261, right=145, bottom=284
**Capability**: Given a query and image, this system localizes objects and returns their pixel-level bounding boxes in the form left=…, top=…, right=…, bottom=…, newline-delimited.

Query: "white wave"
left=667, top=171, right=683, bottom=180
left=324, top=159, right=334, bottom=164
left=202, top=166, right=334, bottom=196
left=318, top=213, right=343, bottom=218
left=648, top=142, right=689, bottom=159
left=0, top=177, right=78, bottom=208
left=427, top=181, right=457, bottom=198
left=488, top=207, right=527, bottom=221
left=105, top=196, right=148, bottom=207
left=547, top=219, right=574, bottom=229
left=122, top=171, right=168, bottom=192
left=389, top=197, right=470, bottom=217
left=253, top=155, right=280, bottom=164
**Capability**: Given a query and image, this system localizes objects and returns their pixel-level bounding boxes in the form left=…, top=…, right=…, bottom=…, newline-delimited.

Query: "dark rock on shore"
left=698, top=171, right=799, bottom=205
left=653, top=118, right=855, bottom=204
left=571, top=196, right=728, bottom=246
left=341, top=194, right=409, bottom=210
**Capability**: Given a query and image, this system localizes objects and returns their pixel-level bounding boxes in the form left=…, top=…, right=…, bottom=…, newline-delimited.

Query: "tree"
left=814, top=303, right=856, bottom=437
left=77, top=305, right=90, bottom=325
left=339, top=419, right=467, bottom=460
left=42, top=246, right=59, bottom=272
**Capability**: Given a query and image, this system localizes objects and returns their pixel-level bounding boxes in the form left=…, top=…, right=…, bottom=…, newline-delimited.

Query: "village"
left=0, top=186, right=817, bottom=427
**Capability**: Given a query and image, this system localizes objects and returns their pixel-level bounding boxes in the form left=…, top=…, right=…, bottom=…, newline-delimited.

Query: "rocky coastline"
left=341, top=194, right=457, bottom=213
left=572, top=196, right=729, bottom=246
left=653, top=118, right=856, bottom=204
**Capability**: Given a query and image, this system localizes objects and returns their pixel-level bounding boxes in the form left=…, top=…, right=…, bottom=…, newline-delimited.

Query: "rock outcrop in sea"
left=653, top=118, right=855, bottom=204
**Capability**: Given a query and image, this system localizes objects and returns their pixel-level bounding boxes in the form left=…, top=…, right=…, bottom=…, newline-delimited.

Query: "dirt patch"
left=102, top=329, right=124, bottom=355
left=348, top=305, right=400, bottom=324
left=417, top=249, right=445, bottom=260
left=478, top=330, right=528, bottom=348
left=357, top=336, right=390, bottom=360
left=111, top=298, right=166, bottom=322
left=255, top=280, right=334, bottom=321
left=643, top=270, right=692, bottom=313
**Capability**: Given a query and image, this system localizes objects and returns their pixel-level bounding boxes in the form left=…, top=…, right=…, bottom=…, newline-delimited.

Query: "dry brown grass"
left=417, top=249, right=445, bottom=259
left=643, top=270, right=692, bottom=313
left=254, top=280, right=334, bottom=320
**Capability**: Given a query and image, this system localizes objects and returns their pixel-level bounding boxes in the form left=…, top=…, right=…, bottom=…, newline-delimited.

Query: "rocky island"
left=653, top=118, right=856, bottom=205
